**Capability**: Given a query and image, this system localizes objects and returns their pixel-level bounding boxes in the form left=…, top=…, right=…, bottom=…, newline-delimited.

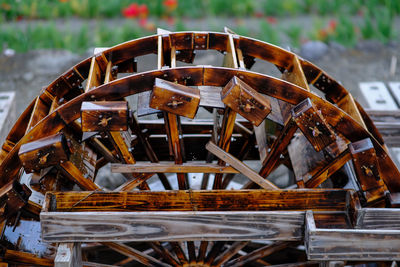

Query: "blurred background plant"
left=0, top=0, right=399, bottom=53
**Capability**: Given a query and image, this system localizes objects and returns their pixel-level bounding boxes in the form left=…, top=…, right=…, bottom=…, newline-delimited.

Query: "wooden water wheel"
left=0, top=29, right=400, bottom=266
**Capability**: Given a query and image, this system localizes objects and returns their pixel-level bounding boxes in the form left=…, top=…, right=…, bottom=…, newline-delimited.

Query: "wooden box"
left=81, top=101, right=129, bottom=132
left=221, top=76, right=271, bottom=126
left=150, top=78, right=200, bottom=119
left=19, top=133, right=69, bottom=172
left=349, top=138, right=386, bottom=201
left=291, top=98, right=335, bottom=152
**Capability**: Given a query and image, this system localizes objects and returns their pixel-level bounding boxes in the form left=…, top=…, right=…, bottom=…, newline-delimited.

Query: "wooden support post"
left=55, top=243, right=82, bottom=267
left=212, top=108, right=237, bottom=189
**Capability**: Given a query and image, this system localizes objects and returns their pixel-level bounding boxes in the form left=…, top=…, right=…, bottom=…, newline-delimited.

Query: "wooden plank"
left=54, top=243, right=82, bottom=267
left=207, top=141, right=278, bottom=190
left=281, top=55, right=310, bottom=91
left=223, top=34, right=238, bottom=69
left=305, top=211, right=400, bottom=260
left=41, top=210, right=304, bottom=242
left=359, top=82, right=398, bottom=110
left=356, top=208, right=400, bottom=230
left=254, top=121, right=268, bottom=163
left=25, top=96, right=50, bottom=134
left=85, top=57, right=102, bottom=91
left=111, top=162, right=240, bottom=174
left=388, top=82, right=400, bottom=106
left=337, top=94, right=367, bottom=129
left=44, top=190, right=350, bottom=212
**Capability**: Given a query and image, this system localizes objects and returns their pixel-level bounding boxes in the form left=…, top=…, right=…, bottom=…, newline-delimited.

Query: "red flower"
left=164, top=0, right=178, bottom=11
left=166, top=16, right=175, bottom=26
left=138, top=4, right=148, bottom=18
left=254, top=11, right=264, bottom=18
left=122, top=3, right=149, bottom=18
left=266, top=16, right=277, bottom=24
left=328, top=19, right=337, bottom=31
left=139, top=17, right=147, bottom=27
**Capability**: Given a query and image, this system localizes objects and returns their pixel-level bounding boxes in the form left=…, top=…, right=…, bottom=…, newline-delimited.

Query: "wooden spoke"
left=205, top=241, right=225, bottom=265
left=212, top=241, right=249, bottom=267
left=101, top=242, right=169, bottom=267
left=224, top=241, right=293, bottom=267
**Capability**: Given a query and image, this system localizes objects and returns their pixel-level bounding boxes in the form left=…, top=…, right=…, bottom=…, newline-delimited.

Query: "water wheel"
left=1, top=29, right=400, bottom=266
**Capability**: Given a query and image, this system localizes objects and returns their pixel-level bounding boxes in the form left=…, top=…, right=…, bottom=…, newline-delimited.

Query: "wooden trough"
left=0, top=28, right=399, bottom=266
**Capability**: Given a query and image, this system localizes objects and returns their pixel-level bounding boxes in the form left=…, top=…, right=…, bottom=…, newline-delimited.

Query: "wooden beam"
left=111, top=162, right=240, bottom=174
left=55, top=243, right=82, bottom=267
left=41, top=210, right=304, bottom=242
left=44, top=190, right=350, bottom=212
left=206, top=141, right=278, bottom=190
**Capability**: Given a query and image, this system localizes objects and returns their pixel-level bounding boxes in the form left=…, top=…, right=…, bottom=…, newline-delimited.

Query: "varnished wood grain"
left=41, top=210, right=304, bottom=242
left=45, top=190, right=350, bottom=212
left=111, top=162, right=239, bottom=174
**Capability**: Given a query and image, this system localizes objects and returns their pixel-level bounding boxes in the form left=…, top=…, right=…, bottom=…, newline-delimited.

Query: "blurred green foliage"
left=0, top=0, right=398, bottom=53
left=1, top=0, right=399, bottom=20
